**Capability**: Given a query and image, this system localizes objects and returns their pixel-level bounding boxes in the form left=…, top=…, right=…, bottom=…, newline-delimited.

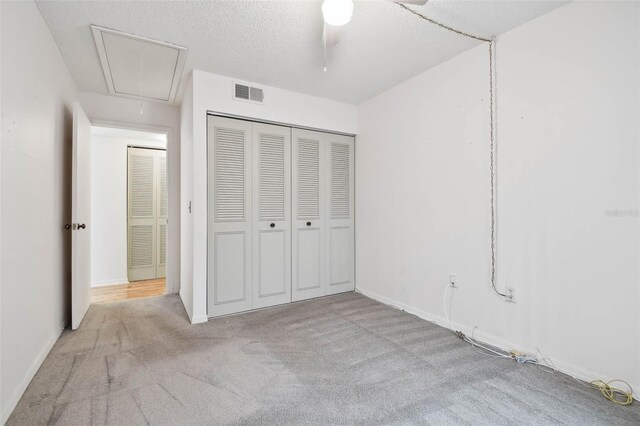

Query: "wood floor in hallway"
left=90, top=278, right=166, bottom=303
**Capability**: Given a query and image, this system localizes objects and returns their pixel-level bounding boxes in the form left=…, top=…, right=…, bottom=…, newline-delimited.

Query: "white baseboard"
left=91, top=278, right=129, bottom=288
left=191, top=314, right=208, bottom=324
left=355, top=286, right=639, bottom=401
left=178, top=288, right=195, bottom=323
left=1, top=326, right=64, bottom=424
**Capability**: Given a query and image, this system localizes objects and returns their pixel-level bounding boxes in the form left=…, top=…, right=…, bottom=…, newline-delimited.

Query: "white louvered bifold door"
left=292, top=129, right=325, bottom=301
left=156, top=151, right=167, bottom=278
left=207, top=116, right=254, bottom=316
left=325, top=134, right=355, bottom=295
left=128, top=148, right=158, bottom=281
left=252, top=123, right=291, bottom=309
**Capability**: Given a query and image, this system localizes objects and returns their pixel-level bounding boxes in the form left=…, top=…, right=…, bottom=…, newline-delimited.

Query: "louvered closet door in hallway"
left=128, top=148, right=167, bottom=281
left=252, top=123, right=291, bottom=309
left=292, top=129, right=325, bottom=301
left=325, top=134, right=355, bottom=295
left=156, top=150, right=168, bottom=278
left=207, top=116, right=254, bottom=316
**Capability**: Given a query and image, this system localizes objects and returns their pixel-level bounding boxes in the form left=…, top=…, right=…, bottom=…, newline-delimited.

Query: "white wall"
left=90, top=128, right=166, bottom=287
left=182, top=70, right=358, bottom=322
left=78, top=92, right=181, bottom=294
left=1, top=1, right=79, bottom=421
left=180, top=75, right=194, bottom=321
left=356, top=0, right=639, bottom=395
left=0, top=0, right=4, bottom=415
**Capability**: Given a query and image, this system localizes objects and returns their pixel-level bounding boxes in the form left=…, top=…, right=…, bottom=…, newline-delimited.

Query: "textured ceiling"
left=36, top=0, right=568, bottom=105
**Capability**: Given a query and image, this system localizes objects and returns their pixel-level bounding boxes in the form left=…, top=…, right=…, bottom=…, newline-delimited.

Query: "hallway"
left=90, top=279, right=166, bottom=304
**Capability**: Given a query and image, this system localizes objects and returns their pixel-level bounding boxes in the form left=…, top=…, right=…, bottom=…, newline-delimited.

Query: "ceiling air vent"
left=233, top=82, right=264, bottom=104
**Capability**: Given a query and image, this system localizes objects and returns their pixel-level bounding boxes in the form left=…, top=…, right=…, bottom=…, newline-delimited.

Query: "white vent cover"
left=233, top=82, right=264, bottom=104
left=91, top=25, right=187, bottom=103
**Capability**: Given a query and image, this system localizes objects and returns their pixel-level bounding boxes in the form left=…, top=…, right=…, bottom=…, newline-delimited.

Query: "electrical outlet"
left=449, top=274, right=458, bottom=288
left=505, top=288, right=516, bottom=303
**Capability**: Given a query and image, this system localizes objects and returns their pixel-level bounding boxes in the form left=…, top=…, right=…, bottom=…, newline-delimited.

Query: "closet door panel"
left=257, top=230, right=287, bottom=297
left=156, top=151, right=167, bottom=278
left=329, top=226, right=351, bottom=286
left=296, top=228, right=321, bottom=290
left=292, top=129, right=325, bottom=301
left=214, top=231, right=248, bottom=303
left=252, top=123, right=291, bottom=309
left=208, top=116, right=253, bottom=317
left=325, top=135, right=355, bottom=295
left=128, top=148, right=157, bottom=281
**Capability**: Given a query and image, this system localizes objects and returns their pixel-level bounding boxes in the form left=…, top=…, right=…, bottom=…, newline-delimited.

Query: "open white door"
left=71, top=102, right=92, bottom=330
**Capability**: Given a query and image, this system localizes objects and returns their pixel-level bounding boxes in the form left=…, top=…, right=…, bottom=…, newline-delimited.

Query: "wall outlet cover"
left=505, top=288, right=516, bottom=303
left=449, top=273, right=458, bottom=288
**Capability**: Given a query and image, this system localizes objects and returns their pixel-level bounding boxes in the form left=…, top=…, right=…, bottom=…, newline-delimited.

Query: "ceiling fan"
left=321, top=0, right=428, bottom=66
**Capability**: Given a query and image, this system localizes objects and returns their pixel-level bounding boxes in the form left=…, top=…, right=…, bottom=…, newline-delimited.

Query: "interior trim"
left=206, top=111, right=356, bottom=137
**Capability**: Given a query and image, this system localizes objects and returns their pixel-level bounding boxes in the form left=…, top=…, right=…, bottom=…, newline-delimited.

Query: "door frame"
left=91, top=119, right=176, bottom=295
left=206, top=112, right=357, bottom=317
left=127, top=146, right=167, bottom=282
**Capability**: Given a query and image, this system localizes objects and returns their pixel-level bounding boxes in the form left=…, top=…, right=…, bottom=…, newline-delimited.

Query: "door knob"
left=270, top=223, right=275, bottom=228
left=78, top=224, right=86, bottom=229
left=64, top=224, right=71, bottom=230
left=306, top=222, right=311, bottom=226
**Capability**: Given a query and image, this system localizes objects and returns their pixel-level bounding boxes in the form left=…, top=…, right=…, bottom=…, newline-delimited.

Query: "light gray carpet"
left=7, top=292, right=640, bottom=425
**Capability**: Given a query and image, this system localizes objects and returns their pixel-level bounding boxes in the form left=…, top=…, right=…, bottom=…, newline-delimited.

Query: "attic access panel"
left=91, top=25, right=187, bottom=103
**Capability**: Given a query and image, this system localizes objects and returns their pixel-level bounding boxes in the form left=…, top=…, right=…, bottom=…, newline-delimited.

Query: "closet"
left=127, top=147, right=167, bottom=281
left=207, top=115, right=354, bottom=318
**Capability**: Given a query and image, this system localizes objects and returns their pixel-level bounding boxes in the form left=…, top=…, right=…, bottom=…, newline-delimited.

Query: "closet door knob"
left=79, top=224, right=86, bottom=229
left=306, top=222, right=311, bottom=226
left=270, top=223, right=275, bottom=228
left=64, top=224, right=71, bottom=230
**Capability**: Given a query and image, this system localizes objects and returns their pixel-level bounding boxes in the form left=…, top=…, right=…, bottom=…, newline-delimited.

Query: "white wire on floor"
left=442, top=283, right=512, bottom=359
left=441, top=283, right=634, bottom=404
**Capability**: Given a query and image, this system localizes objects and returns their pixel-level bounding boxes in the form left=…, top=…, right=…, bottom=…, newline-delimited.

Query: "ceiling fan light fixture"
left=322, top=0, right=354, bottom=26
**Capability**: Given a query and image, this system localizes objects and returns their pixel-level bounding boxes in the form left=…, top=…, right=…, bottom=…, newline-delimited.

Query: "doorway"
left=127, top=147, right=167, bottom=281
left=89, top=126, right=168, bottom=303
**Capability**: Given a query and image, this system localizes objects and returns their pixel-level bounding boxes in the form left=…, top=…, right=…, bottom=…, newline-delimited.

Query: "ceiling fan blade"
left=392, top=0, right=429, bottom=5
left=323, top=23, right=341, bottom=47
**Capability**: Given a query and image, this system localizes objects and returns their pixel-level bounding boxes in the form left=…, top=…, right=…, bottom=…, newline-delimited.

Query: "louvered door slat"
left=159, top=224, right=167, bottom=266
left=215, top=127, right=246, bottom=222
left=297, top=138, right=320, bottom=219
left=259, top=133, right=285, bottom=221
left=131, top=225, right=153, bottom=267
left=331, top=143, right=350, bottom=218
left=159, top=156, right=167, bottom=217
left=130, top=155, right=154, bottom=218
